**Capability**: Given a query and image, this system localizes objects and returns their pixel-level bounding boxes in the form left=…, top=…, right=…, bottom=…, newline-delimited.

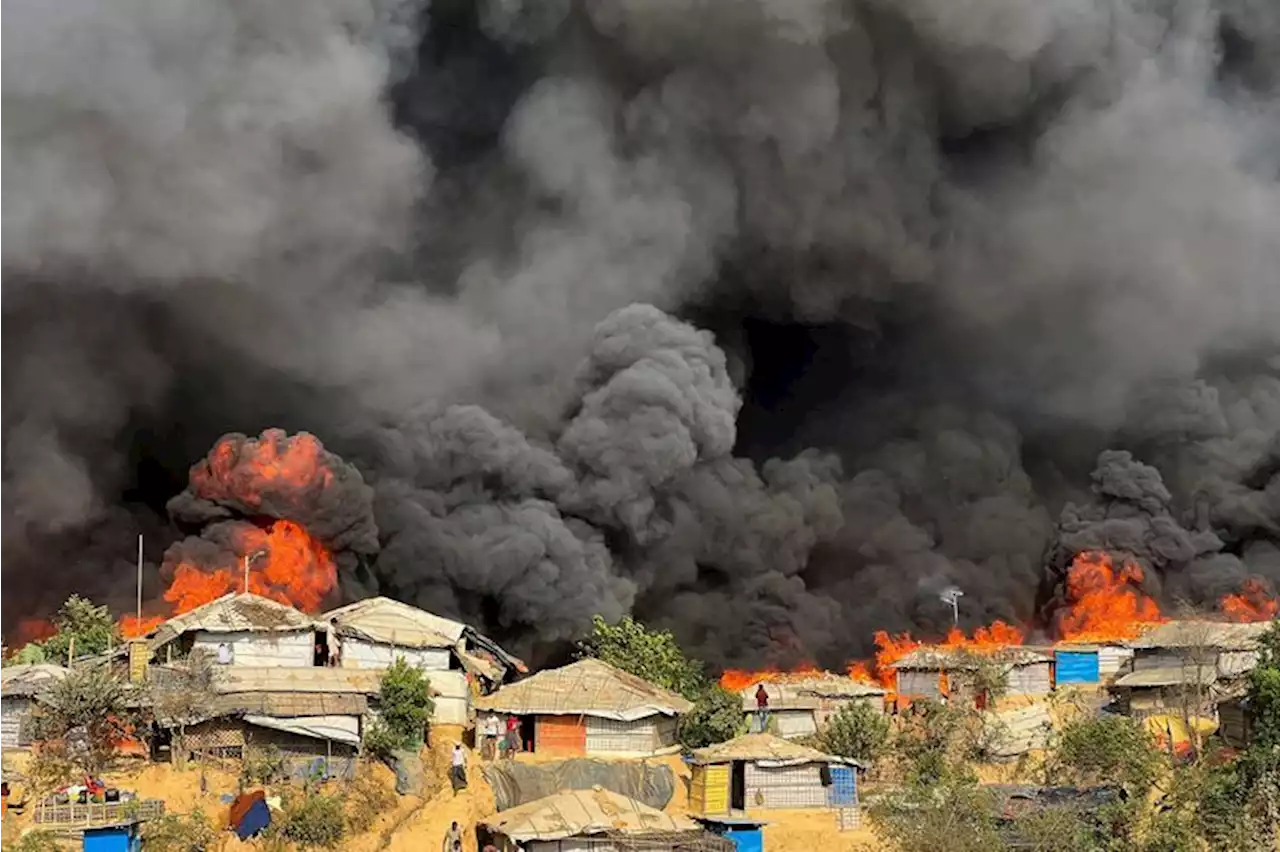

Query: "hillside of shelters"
left=2, top=596, right=1278, bottom=851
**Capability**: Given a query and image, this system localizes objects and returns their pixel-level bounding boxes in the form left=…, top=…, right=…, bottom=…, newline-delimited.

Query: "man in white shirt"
left=482, top=715, right=500, bottom=760
left=216, top=643, right=232, bottom=665
left=450, top=744, right=467, bottom=793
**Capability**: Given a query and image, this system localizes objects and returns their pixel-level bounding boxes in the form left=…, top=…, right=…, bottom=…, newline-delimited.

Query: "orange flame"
left=1219, top=578, right=1279, bottom=622
left=1056, top=551, right=1165, bottom=642
left=122, top=520, right=338, bottom=637
left=721, top=620, right=1025, bottom=693
left=719, top=661, right=822, bottom=691
left=12, top=618, right=57, bottom=646
left=191, top=430, right=334, bottom=508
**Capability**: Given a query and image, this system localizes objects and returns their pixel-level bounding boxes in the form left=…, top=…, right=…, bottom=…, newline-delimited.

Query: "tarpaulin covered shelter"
left=1, top=664, right=68, bottom=748
left=481, top=786, right=729, bottom=852
left=474, top=660, right=692, bottom=757
left=690, top=733, right=864, bottom=812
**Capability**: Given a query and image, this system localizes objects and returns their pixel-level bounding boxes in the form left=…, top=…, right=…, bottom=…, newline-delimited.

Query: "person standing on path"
left=443, top=821, right=462, bottom=852
left=450, top=744, right=468, bottom=793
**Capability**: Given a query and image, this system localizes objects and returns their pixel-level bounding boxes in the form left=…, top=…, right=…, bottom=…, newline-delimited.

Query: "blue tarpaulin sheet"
left=234, top=798, right=271, bottom=840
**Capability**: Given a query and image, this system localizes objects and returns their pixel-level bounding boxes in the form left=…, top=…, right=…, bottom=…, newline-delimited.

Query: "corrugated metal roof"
left=146, top=593, right=317, bottom=650
left=473, top=659, right=693, bottom=720
left=322, top=596, right=460, bottom=648
left=1113, top=666, right=1218, bottom=688
left=243, top=714, right=360, bottom=746
left=0, top=664, right=69, bottom=698
left=892, top=647, right=1053, bottom=670
left=739, top=676, right=884, bottom=711
left=691, top=733, right=864, bottom=767
left=211, top=667, right=382, bottom=695
left=481, top=787, right=699, bottom=842
left=1128, top=620, right=1273, bottom=651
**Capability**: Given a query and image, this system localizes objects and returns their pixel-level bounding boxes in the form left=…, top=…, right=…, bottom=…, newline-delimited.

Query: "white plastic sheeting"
left=340, top=639, right=451, bottom=671
left=243, top=714, right=360, bottom=746
left=193, top=629, right=314, bottom=668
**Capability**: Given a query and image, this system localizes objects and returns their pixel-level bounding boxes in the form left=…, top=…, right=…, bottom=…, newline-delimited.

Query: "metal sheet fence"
left=585, top=716, right=659, bottom=754
left=743, top=763, right=827, bottom=809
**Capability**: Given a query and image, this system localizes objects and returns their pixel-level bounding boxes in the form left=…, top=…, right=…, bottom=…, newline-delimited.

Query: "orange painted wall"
left=534, top=715, right=586, bottom=757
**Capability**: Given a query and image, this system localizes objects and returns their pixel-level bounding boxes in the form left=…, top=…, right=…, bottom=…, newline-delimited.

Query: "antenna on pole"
left=940, top=587, right=965, bottom=627
left=136, top=534, right=144, bottom=625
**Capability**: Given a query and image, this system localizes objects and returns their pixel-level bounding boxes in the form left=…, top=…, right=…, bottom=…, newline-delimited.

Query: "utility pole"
left=941, top=588, right=964, bottom=627
left=136, top=534, right=144, bottom=625
left=242, top=549, right=268, bottom=594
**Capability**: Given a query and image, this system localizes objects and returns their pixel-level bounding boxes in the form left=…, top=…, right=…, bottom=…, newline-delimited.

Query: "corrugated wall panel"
left=897, top=670, right=942, bottom=700
left=773, top=711, right=818, bottom=739
left=1218, top=651, right=1259, bottom=678
left=1007, top=663, right=1053, bottom=695
left=654, top=715, right=678, bottom=749
left=744, top=763, right=827, bottom=809
left=1, top=697, right=29, bottom=749
left=193, top=630, right=314, bottom=668
left=340, top=640, right=451, bottom=671
left=424, top=670, right=469, bottom=725
left=827, top=766, right=856, bottom=806
left=1133, top=652, right=1187, bottom=671
left=1055, top=651, right=1100, bottom=685
left=535, top=715, right=586, bottom=757
left=691, top=764, right=731, bottom=814
left=1098, top=647, right=1133, bottom=677
left=585, top=716, right=658, bottom=754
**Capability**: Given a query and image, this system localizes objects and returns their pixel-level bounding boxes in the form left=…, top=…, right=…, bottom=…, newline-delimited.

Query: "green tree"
left=816, top=700, right=891, bottom=764
left=278, top=791, right=347, bottom=849
left=1247, top=620, right=1280, bottom=749
left=578, top=615, right=705, bottom=700
left=367, top=657, right=434, bottom=755
left=678, top=685, right=744, bottom=749
left=36, top=665, right=138, bottom=775
left=42, top=596, right=118, bottom=663
left=1051, top=714, right=1162, bottom=794
left=871, top=780, right=1001, bottom=852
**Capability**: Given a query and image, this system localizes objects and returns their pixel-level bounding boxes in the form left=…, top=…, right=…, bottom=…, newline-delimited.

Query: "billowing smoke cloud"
left=4, top=0, right=1278, bottom=665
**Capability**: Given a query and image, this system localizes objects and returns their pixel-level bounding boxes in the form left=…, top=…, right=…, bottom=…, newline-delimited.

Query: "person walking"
left=504, top=715, right=521, bottom=758
left=443, top=821, right=462, bottom=852
left=450, top=744, right=468, bottom=794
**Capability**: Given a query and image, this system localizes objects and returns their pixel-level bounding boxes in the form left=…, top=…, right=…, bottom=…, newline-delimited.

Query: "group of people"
left=443, top=820, right=498, bottom=852
left=479, top=714, right=523, bottom=760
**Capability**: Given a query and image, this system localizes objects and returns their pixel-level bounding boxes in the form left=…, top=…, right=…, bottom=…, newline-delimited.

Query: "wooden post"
left=67, top=636, right=75, bottom=666
left=137, top=534, right=144, bottom=625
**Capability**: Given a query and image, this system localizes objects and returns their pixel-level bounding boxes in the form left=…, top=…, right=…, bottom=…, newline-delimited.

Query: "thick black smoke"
left=3, top=0, right=1278, bottom=666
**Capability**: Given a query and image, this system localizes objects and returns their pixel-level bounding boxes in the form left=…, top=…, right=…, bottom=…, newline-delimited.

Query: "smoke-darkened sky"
left=3, top=0, right=1278, bottom=667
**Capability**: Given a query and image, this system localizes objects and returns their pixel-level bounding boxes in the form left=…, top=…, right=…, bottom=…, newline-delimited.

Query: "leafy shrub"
left=1052, top=714, right=1162, bottom=793
left=372, top=658, right=433, bottom=753
left=578, top=615, right=705, bottom=700
left=7, top=830, right=62, bottom=852
left=871, top=781, right=1001, bottom=852
left=36, top=665, right=137, bottom=775
left=241, top=744, right=287, bottom=786
left=141, top=809, right=217, bottom=852
left=679, top=685, right=744, bottom=749
left=361, top=718, right=401, bottom=760
left=279, top=791, right=348, bottom=849
left=816, top=700, right=891, bottom=764
left=344, top=760, right=397, bottom=833
left=42, top=596, right=118, bottom=663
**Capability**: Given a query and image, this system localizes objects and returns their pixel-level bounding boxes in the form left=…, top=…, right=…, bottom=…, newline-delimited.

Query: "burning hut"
left=891, top=647, right=1053, bottom=707
left=133, top=593, right=321, bottom=669
left=479, top=787, right=731, bottom=852
left=740, top=675, right=885, bottom=739
left=321, top=596, right=524, bottom=722
left=689, top=733, right=863, bottom=813
left=472, top=659, right=692, bottom=757
left=1109, top=620, right=1273, bottom=719
left=0, top=664, right=68, bottom=749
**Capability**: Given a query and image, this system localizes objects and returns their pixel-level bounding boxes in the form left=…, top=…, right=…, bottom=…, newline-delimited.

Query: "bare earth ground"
left=2, top=729, right=888, bottom=850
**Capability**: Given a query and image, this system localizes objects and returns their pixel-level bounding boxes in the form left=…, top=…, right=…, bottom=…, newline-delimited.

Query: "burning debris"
left=122, top=430, right=378, bottom=636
